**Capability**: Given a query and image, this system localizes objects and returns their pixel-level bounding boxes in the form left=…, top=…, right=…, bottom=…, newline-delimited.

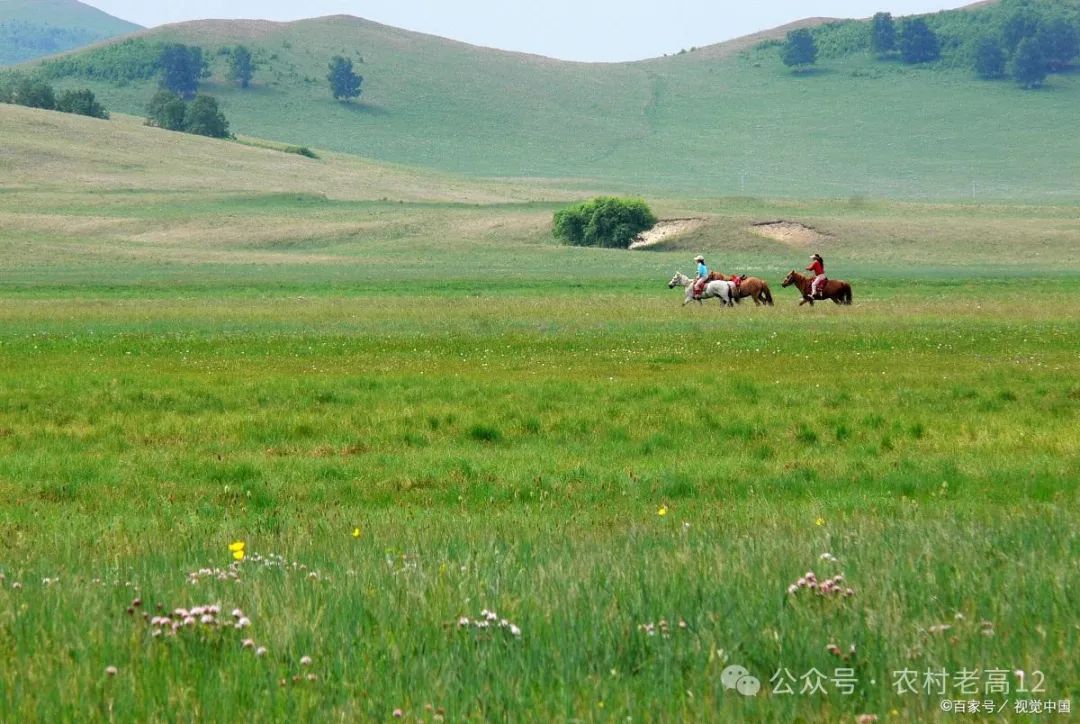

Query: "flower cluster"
left=187, top=565, right=241, bottom=585
left=247, top=552, right=326, bottom=580
left=456, top=609, right=521, bottom=637
left=146, top=603, right=252, bottom=639
left=187, top=553, right=325, bottom=585
left=787, top=570, right=854, bottom=598
left=638, top=618, right=689, bottom=637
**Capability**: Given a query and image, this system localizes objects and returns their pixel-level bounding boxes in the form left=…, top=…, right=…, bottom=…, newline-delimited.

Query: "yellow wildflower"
left=352, top=527, right=362, bottom=539
left=658, top=505, right=668, bottom=517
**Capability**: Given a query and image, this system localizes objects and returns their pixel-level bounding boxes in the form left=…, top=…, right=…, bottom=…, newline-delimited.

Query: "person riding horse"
left=806, top=254, right=826, bottom=299
left=692, top=255, right=709, bottom=299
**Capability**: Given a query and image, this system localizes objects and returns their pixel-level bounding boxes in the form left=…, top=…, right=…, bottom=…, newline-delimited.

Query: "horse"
left=668, top=271, right=738, bottom=307
left=710, top=273, right=774, bottom=306
left=781, top=270, right=853, bottom=306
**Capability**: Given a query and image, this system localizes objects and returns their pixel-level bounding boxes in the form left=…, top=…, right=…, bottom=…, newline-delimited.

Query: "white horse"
left=668, top=271, right=738, bottom=307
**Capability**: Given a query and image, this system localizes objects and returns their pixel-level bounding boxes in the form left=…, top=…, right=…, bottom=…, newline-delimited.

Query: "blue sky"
left=81, top=0, right=976, bottom=62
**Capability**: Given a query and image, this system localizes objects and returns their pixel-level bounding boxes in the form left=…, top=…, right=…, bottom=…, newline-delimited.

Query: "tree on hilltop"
left=1002, top=9, right=1040, bottom=54
left=972, top=37, right=1006, bottom=80
left=899, top=18, right=940, bottom=64
left=782, top=29, right=818, bottom=71
left=229, top=45, right=256, bottom=88
left=1036, top=19, right=1079, bottom=71
left=871, top=12, right=896, bottom=56
left=327, top=56, right=362, bottom=102
left=1012, top=36, right=1047, bottom=89
left=158, top=43, right=206, bottom=98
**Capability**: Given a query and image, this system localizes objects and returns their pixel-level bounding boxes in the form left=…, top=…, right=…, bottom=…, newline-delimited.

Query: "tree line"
left=779, top=1, right=1079, bottom=89
left=0, top=74, right=108, bottom=119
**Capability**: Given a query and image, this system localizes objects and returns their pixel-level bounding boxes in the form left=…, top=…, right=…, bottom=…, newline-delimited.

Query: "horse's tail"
left=843, top=284, right=852, bottom=305
left=762, top=284, right=773, bottom=305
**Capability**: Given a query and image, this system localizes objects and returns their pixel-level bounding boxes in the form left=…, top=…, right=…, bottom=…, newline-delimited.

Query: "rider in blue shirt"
left=693, top=255, right=709, bottom=297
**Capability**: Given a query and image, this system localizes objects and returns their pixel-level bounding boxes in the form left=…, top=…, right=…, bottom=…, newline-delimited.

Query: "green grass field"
left=0, top=106, right=1078, bottom=721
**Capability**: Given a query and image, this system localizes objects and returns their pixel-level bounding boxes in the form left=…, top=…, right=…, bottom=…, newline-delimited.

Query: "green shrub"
left=13, top=77, right=55, bottom=110
left=782, top=28, right=818, bottom=69
left=284, top=146, right=318, bottom=159
left=553, top=197, right=657, bottom=249
left=1012, top=36, right=1048, bottom=88
left=972, top=37, right=1007, bottom=79
left=900, top=18, right=941, bottom=64
left=183, top=94, right=229, bottom=138
left=56, top=89, right=109, bottom=119
left=146, top=89, right=187, bottom=131
left=145, top=91, right=230, bottom=137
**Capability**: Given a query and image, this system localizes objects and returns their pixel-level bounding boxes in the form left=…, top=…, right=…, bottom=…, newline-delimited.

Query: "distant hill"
left=16, top=2, right=1080, bottom=200
left=0, top=0, right=140, bottom=66
left=0, top=102, right=549, bottom=204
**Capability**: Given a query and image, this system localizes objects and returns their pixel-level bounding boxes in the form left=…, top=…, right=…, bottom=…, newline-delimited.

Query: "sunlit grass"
left=0, top=276, right=1076, bottom=720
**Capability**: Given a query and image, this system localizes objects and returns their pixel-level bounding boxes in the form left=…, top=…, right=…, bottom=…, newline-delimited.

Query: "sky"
left=79, top=0, right=977, bottom=62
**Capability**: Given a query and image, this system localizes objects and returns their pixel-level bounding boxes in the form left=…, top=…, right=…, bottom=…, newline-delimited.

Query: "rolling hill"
left=14, top=2, right=1080, bottom=200
left=0, top=0, right=140, bottom=66
left=0, top=102, right=551, bottom=204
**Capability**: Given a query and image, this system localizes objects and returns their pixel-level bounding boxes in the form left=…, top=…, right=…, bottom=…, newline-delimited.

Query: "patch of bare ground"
left=629, top=218, right=706, bottom=249
left=750, top=220, right=830, bottom=246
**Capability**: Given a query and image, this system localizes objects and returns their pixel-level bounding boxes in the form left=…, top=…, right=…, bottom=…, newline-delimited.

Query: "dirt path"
left=750, top=220, right=830, bottom=246
left=629, top=218, right=706, bottom=249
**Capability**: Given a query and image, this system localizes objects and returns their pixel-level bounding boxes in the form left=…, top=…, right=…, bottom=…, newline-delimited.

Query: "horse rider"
left=693, top=255, right=709, bottom=298
left=806, top=253, right=826, bottom=299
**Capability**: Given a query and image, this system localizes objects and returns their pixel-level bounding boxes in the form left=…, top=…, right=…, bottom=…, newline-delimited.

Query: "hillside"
left=18, top=4, right=1080, bottom=200
left=0, top=0, right=140, bottom=66
left=0, top=102, right=548, bottom=204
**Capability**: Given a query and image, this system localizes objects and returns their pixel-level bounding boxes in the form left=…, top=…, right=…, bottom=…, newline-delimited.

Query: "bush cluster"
left=552, top=197, right=657, bottom=249
left=145, top=90, right=230, bottom=138
left=0, top=74, right=108, bottom=119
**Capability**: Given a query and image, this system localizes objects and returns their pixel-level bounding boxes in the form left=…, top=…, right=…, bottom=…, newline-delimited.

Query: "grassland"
left=25, top=11, right=1080, bottom=200
left=0, top=107, right=1078, bottom=721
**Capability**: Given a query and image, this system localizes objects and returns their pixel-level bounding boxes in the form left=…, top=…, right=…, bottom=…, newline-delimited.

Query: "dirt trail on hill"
left=750, top=220, right=830, bottom=246
left=629, top=218, right=705, bottom=249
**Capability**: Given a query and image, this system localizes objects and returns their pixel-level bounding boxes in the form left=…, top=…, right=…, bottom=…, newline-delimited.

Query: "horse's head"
left=668, top=272, right=686, bottom=289
left=781, top=270, right=796, bottom=287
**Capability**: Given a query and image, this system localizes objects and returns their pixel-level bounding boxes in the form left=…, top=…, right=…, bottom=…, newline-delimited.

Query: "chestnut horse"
left=709, top=273, right=774, bottom=306
left=781, top=270, right=852, bottom=306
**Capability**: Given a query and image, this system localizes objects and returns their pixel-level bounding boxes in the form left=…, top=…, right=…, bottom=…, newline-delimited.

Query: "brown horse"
left=781, top=271, right=852, bottom=306
left=709, top=273, right=774, bottom=306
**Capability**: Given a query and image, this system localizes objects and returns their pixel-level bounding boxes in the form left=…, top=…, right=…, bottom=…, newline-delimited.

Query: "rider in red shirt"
left=806, top=254, right=826, bottom=299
